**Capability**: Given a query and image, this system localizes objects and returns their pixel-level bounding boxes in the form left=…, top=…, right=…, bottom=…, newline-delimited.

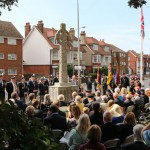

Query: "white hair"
left=58, top=94, right=65, bottom=101
left=114, top=87, right=120, bottom=94
left=133, top=124, right=144, bottom=140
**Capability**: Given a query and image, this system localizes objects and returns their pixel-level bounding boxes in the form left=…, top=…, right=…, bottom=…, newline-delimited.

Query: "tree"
left=128, top=0, right=147, bottom=8
left=0, top=0, right=19, bottom=15
left=0, top=100, right=60, bottom=150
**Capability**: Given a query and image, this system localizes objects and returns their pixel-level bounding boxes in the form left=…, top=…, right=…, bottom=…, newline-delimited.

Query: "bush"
left=0, top=101, right=60, bottom=150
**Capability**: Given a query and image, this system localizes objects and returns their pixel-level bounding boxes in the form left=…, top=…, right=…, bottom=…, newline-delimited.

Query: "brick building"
left=0, top=20, right=23, bottom=81
left=127, top=50, right=146, bottom=75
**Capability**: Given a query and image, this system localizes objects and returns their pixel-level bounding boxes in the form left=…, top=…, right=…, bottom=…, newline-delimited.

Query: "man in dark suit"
left=6, top=76, right=18, bottom=100
left=120, top=73, right=129, bottom=88
left=101, top=111, right=119, bottom=143
left=85, top=94, right=95, bottom=111
left=121, top=124, right=149, bottom=150
left=39, top=77, right=47, bottom=103
left=53, top=72, right=59, bottom=85
left=0, top=74, right=6, bottom=102
left=43, top=105, right=67, bottom=132
left=28, top=74, right=38, bottom=97
left=44, top=75, right=53, bottom=93
left=18, top=76, right=28, bottom=102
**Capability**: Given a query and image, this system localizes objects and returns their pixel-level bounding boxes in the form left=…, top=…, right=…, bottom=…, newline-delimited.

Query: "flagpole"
left=140, top=36, right=143, bottom=86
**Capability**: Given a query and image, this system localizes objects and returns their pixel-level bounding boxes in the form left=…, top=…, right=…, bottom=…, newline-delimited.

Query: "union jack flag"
left=141, top=7, right=145, bottom=39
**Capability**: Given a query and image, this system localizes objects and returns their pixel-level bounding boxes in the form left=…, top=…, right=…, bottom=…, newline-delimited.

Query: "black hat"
left=11, top=76, right=16, bottom=79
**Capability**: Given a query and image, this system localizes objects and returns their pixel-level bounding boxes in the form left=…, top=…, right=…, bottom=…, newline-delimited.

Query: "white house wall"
left=23, top=28, right=52, bottom=65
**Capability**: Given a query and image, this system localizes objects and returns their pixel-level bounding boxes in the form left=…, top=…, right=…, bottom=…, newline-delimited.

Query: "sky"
left=0, top=0, right=150, bottom=54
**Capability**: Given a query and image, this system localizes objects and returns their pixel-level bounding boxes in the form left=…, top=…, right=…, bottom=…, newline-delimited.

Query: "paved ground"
left=83, top=77, right=150, bottom=93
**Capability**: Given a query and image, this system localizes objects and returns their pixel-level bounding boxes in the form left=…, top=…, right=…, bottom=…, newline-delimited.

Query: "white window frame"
left=73, top=41, right=78, bottom=47
left=0, top=69, right=5, bottom=75
left=93, top=44, right=98, bottom=51
left=0, top=53, right=4, bottom=59
left=8, top=69, right=17, bottom=75
left=7, top=38, right=17, bottom=45
left=92, top=55, right=101, bottom=63
left=0, top=37, right=4, bottom=43
left=8, top=54, right=17, bottom=60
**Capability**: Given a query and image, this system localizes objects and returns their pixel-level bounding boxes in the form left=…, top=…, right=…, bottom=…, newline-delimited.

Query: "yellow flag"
left=107, top=72, right=113, bottom=85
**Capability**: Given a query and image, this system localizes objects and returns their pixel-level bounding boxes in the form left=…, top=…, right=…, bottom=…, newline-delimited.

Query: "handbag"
left=59, top=131, right=70, bottom=144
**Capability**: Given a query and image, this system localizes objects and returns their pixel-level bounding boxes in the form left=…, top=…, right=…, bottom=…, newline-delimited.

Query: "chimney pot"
left=25, top=22, right=31, bottom=38
left=37, top=20, right=44, bottom=33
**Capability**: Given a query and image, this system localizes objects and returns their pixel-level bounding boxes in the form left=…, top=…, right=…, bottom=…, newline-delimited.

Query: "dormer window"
left=93, top=44, right=98, bottom=50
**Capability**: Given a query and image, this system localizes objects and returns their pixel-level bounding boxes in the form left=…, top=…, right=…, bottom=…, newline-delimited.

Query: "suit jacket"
left=86, top=80, right=92, bottom=91
left=28, top=80, right=38, bottom=94
left=89, top=111, right=103, bottom=126
left=18, top=82, right=28, bottom=97
left=43, top=113, right=67, bottom=132
left=118, top=124, right=133, bottom=143
left=114, top=98, right=124, bottom=107
left=121, top=76, right=129, bottom=88
left=101, top=122, right=119, bottom=143
left=53, top=77, right=59, bottom=85
left=38, top=82, right=47, bottom=95
left=0, top=80, right=6, bottom=99
left=6, top=82, right=14, bottom=100
left=121, top=141, right=149, bottom=150
left=15, top=99, right=26, bottom=111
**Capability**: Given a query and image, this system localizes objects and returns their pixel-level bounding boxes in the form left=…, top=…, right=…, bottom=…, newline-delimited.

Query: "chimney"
left=80, top=31, right=86, bottom=45
left=69, top=28, right=75, bottom=40
left=25, top=22, right=31, bottom=38
left=37, top=20, right=44, bottom=33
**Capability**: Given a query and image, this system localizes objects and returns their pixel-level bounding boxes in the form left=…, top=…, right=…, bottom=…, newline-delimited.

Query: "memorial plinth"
left=49, top=23, right=78, bottom=101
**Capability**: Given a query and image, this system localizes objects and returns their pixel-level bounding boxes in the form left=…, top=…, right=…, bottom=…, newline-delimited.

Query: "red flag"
left=141, top=7, right=145, bottom=39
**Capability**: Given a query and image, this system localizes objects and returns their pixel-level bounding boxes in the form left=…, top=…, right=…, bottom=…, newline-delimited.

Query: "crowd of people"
left=0, top=72, right=150, bottom=150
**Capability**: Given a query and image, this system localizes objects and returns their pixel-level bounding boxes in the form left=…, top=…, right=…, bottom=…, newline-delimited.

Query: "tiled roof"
left=86, top=37, right=107, bottom=55
left=99, top=40, right=106, bottom=46
left=107, top=44, right=126, bottom=53
left=0, top=20, right=23, bottom=38
left=36, top=26, right=85, bottom=52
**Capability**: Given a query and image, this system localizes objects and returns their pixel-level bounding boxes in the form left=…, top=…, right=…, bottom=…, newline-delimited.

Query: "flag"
left=141, top=6, right=145, bottom=39
left=97, top=66, right=101, bottom=91
left=115, top=64, right=120, bottom=85
left=107, top=63, right=113, bottom=85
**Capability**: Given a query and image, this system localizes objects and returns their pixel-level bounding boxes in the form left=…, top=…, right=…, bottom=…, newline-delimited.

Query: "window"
left=0, top=37, right=4, bottom=43
left=8, top=69, right=17, bottom=75
left=93, top=44, right=98, bottom=51
left=8, top=38, right=17, bottom=45
left=128, top=56, right=130, bottom=61
left=53, top=51, right=59, bottom=60
left=73, top=41, right=78, bottom=47
left=114, top=53, right=116, bottom=57
left=92, top=55, right=101, bottom=63
left=120, top=53, right=122, bottom=57
left=104, top=46, right=109, bottom=52
left=0, top=69, right=5, bottom=75
left=0, top=53, right=4, bottom=59
left=8, top=54, right=17, bottom=60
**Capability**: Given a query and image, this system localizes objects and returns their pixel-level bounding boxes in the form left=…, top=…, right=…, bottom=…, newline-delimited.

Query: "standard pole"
left=77, top=0, right=80, bottom=80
